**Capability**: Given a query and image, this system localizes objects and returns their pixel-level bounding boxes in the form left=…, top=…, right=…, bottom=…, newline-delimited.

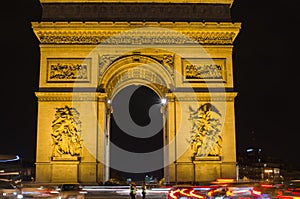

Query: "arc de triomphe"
left=33, top=0, right=241, bottom=184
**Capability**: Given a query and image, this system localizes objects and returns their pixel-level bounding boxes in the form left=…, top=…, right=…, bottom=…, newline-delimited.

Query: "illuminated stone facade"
left=33, top=0, right=241, bottom=183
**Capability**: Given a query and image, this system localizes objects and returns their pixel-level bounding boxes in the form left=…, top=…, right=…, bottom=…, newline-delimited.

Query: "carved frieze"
left=182, top=58, right=226, bottom=82
left=32, top=22, right=241, bottom=45
left=36, top=31, right=235, bottom=45
left=47, top=58, right=91, bottom=82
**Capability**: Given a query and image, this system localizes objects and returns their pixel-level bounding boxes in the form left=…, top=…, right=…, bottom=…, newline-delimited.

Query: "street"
left=21, top=185, right=169, bottom=199
left=84, top=188, right=168, bottom=199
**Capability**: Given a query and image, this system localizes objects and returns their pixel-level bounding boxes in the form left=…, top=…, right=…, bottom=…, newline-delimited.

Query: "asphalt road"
left=21, top=186, right=169, bottom=199
left=84, top=188, right=168, bottom=199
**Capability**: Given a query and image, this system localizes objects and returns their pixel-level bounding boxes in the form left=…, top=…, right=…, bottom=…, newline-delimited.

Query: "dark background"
left=0, top=0, right=299, bottom=169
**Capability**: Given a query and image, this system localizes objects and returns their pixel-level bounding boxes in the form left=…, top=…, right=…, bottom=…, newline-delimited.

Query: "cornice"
left=32, top=21, right=241, bottom=45
left=35, top=91, right=237, bottom=101
left=167, top=92, right=238, bottom=101
left=35, top=92, right=107, bottom=101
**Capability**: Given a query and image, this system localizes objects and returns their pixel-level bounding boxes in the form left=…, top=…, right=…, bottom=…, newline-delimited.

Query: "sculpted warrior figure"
left=51, top=106, right=83, bottom=158
left=188, top=103, right=222, bottom=157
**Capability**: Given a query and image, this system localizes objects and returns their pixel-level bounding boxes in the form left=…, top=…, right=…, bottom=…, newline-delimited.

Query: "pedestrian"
left=141, top=181, right=147, bottom=199
left=129, top=182, right=137, bottom=199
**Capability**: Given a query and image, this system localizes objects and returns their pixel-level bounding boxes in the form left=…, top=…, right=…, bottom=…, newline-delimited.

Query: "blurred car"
left=207, top=181, right=257, bottom=199
left=167, top=184, right=194, bottom=199
left=277, top=180, right=300, bottom=199
left=207, top=186, right=229, bottom=199
left=167, top=184, right=218, bottom=199
left=21, top=185, right=59, bottom=198
left=0, top=181, right=23, bottom=199
left=208, top=181, right=284, bottom=199
left=57, top=184, right=87, bottom=199
left=251, top=183, right=282, bottom=199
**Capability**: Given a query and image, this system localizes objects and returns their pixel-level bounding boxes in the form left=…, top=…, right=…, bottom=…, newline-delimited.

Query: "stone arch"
left=98, top=53, right=174, bottom=180
left=98, top=54, right=175, bottom=99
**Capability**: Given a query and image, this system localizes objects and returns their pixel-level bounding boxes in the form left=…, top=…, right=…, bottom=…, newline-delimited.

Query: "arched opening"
left=109, top=85, right=164, bottom=183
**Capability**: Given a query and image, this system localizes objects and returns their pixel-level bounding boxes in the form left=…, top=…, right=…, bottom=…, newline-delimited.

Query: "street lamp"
left=264, top=169, right=273, bottom=181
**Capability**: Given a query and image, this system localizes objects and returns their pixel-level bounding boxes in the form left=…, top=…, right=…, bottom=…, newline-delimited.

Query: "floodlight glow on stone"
left=161, top=98, right=167, bottom=104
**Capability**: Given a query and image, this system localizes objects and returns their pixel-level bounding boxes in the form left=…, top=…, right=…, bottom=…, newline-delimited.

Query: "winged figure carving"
left=188, top=103, right=222, bottom=158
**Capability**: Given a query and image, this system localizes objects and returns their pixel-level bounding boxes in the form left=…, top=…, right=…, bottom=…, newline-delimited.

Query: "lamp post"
left=264, top=169, right=273, bottom=181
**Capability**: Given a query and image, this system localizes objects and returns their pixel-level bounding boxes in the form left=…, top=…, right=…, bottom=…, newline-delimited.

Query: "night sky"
left=1, top=0, right=300, bottom=170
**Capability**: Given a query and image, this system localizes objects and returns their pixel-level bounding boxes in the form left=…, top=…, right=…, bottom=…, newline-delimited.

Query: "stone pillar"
left=96, top=93, right=108, bottom=184
left=165, top=93, right=176, bottom=183
left=35, top=92, right=100, bottom=184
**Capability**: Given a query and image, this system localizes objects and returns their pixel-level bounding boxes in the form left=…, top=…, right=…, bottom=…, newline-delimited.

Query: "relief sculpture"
left=188, top=103, right=222, bottom=158
left=51, top=106, right=83, bottom=159
left=49, top=63, right=88, bottom=80
left=47, top=58, right=91, bottom=82
left=185, top=64, right=222, bottom=80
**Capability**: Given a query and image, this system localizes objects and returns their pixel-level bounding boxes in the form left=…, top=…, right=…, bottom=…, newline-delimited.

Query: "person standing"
left=141, top=181, right=147, bottom=199
left=129, top=182, right=137, bottom=199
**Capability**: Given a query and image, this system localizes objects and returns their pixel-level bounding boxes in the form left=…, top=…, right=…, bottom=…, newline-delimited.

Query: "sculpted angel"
left=188, top=103, right=222, bottom=158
